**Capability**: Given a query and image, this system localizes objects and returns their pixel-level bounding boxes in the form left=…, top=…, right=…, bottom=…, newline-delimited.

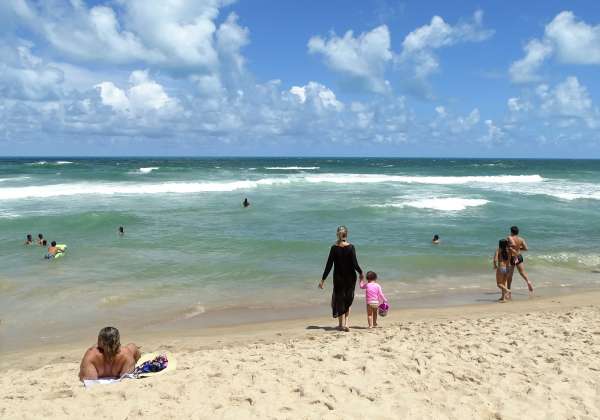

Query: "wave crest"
left=371, top=197, right=489, bottom=211
left=306, top=174, right=544, bottom=185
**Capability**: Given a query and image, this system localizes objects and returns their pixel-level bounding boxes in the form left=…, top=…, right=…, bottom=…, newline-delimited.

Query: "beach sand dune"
left=1, top=293, right=600, bottom=419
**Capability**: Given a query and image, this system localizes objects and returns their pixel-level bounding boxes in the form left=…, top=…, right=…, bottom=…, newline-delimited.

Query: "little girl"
left=359, top=271, right=388, bottom=328
left=493, top=239, right=511, bottom=302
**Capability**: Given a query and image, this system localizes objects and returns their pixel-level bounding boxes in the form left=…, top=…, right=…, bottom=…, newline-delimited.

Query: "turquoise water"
left=1, top=158, right=600, bottom=349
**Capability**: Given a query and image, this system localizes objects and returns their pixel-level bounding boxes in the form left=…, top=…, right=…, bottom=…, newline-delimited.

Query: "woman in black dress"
left=319, top=226, right=364, bottom=331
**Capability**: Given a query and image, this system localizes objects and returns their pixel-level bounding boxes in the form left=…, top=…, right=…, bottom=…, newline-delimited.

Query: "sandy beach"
left=2, top=291, right=600, bottom=419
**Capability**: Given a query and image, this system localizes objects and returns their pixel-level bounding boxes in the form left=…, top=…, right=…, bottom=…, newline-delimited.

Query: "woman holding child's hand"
left=320, top=226, right=364, bottom=332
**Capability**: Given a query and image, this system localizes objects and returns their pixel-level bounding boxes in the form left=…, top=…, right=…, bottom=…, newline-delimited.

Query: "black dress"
left=321, top=244, right=363, bottom=318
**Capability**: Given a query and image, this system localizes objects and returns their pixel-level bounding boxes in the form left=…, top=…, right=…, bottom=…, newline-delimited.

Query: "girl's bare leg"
left=367, top=305, right=373, bottom=328
left=373, top=307, right=378, bottom=327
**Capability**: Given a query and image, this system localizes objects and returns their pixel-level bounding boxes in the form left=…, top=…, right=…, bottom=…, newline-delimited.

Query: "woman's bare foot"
left=343, top=326, right=350, bottom=332
left=498, top=298, right=507, bottom=303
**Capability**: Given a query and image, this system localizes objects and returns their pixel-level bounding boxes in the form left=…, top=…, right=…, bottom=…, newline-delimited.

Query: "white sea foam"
left=55, top=161, right=73, bottom=165
left=27, top=161, right=47, bottom=166
left=305, top=174, right=544, bottom=185
left=0, top=178, right=291, bottom=200
left=489, top=180, right=600, bottom=201
left=0, top=176, right=30, bottom=183
left=265, top=166, right=320, bottom=170
left=0, top=210, right=20, bottom=218
left=138, top=167, right=159, bottom=174
left=371, top=197, right=489, bottom=211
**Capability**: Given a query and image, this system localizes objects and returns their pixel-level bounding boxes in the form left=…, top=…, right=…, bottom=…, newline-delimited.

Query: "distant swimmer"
left=432, top=234, right=440, bottom=244
left=507, top=226, right=533, bottom=294
left=45, top=241, right=63, bottom=259
left=42, top=239, right=47, bottom=247
left=118, top=226, right=125, bottom=236
left=25, top=234, right=33, bottom=245
left=37, top=233, right=44, bottom=246
left=242, top=198, right=250, bottom=208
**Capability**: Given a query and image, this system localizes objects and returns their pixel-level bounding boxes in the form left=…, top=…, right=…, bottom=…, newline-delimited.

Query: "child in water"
left=493, top=239, right=512, bottom=302
left=359, top=271, right=388, bottom=328
left=24, top=234, right=33, bottom=245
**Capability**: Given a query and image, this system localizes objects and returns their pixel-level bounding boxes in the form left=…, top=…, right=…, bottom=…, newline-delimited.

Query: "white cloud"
left=508, top=39, right=553, bottom=83
left=399, top=10, right=494, bottom=80
left=510, top=11, right=600, bottom=83
left=430, top=106, right=480, bottom=134
left=538, top=77, right=597, bottom=127
left=545, top=11, right=600, bottom=65
left=95, top=70, right=179, bottom=115
left=289, top=82, right=344, bottom=112
left=0, top=42, right=64, bottom=101
left=8, top=0, right=247, bottom=77
left=481, top=119, right=505, bottom=144
left=507, top=97, right=531, bottom=113
left=308, top=25, right=392, bottom=93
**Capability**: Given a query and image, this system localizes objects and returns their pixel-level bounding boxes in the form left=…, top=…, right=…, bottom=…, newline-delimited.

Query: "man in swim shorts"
left=79, top=327, right=141, bottom=381
left=507, top=226, right=533, bottom=293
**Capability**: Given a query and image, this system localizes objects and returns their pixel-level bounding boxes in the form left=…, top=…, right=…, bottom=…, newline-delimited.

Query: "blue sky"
left=1, top=0, right=599, bottom=157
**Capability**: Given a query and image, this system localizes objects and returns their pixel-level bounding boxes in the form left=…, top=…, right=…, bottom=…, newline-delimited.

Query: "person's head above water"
left=366, top=271, right=377, bottom=282
left=26, top=234, right=32, bottom=241
left=510, top=226, right=519, bottom=235
left=119, top=226, right=124, bottom=233
left=97, top=327, right=121, bottom=361
left=433, top=234, right=439, bottom=241
left=38, top=233, right=43, bottom=239
left=51, top=241, right=56, bottom=247
left=336, top=225, right=348, bottom=244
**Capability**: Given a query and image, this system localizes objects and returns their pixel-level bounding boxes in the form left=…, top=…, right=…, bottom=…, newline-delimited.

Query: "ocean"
left=1, top=157, right=600, bottom=350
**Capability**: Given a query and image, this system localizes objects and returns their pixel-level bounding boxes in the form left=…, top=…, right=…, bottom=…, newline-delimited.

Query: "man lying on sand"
left=79, top=327, right=141, bottom=381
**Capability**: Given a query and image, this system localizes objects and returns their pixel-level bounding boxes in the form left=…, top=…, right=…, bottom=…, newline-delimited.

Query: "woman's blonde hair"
left=336, top=225, right=348, bottom=245
left=98, top=326, right=121, bottom=361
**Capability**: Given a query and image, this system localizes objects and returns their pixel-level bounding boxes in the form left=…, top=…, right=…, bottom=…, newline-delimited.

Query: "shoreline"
left=3, top=288, right=599, bottom=370
left=2, top=281, right=597, bottom=355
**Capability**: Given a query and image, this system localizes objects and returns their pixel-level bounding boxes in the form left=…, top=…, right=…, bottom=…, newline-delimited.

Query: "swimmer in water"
left=432, top=234, right=440, bottom=244
left=42, top=239, right=47, bottom=247
left=25, top=234, right=33, bottom=245
left=242, top=198, right=250, bottom=208
left=118, top=226, right=124, bottom=236
left=37, top=233, right=44, bottom=246
left=46, top=241, right=63, bottom=259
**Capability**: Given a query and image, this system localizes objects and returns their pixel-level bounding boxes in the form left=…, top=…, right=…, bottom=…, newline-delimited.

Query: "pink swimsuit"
left=359, top=280, right=387, bottom=305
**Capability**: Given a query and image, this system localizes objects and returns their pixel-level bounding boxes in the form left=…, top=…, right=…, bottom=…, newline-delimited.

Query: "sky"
left=1, top=0, right=599, bottom=157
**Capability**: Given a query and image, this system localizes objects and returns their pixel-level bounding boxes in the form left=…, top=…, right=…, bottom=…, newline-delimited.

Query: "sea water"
left=1, top=158, right=599, bottom=349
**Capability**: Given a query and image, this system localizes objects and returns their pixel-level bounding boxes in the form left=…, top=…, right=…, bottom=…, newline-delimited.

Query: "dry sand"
left=2, top=291, right=600, bottom=419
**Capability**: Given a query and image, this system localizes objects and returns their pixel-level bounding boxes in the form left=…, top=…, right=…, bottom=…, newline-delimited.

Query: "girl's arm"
left=493, top=249, right=499, bottom=269
left=359, top=279, right=367, bottom=289
left=378, top=285, right=387, bottom=303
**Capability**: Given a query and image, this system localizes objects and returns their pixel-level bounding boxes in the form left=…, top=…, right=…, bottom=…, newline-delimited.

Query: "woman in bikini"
left=493, top=239, right=511, bottom=302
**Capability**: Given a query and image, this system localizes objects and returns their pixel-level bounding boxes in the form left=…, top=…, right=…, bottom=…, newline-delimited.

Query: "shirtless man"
left=46, top=241, right=63, bottom=259
left=507, top=226, right=533, bottom=294
left=79, top=327, right=141, bottom=381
